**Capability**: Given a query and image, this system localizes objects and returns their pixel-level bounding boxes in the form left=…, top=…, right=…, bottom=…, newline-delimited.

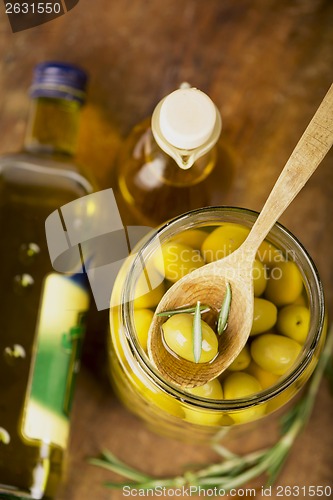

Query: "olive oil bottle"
left=0, top=62, right=95, bottom=498
left=114, top=84, right=235, bottom=226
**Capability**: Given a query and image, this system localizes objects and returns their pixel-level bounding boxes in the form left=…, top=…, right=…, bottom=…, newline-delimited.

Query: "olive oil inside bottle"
left=116, top=118, right=235, bottom=227
left=0, top=62, right=95, bottom=499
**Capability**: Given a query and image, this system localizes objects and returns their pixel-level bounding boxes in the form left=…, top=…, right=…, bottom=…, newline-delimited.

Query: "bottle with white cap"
left=114, top=84, right=234, bottom=226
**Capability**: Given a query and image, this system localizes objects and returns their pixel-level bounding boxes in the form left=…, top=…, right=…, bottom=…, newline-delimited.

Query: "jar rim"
left=120, top=206, right=325, bottom=411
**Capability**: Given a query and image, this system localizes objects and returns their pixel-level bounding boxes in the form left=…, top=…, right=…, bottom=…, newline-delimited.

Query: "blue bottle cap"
left=30, top=61, right=88, bottom=104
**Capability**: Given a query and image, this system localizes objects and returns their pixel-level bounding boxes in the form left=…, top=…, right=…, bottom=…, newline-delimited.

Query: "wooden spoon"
left=147, top=84, right=333, bottom=388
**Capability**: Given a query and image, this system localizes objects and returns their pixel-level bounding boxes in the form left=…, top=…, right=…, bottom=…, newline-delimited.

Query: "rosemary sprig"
left=193, top=301, right=203, bottom=363
left=217, top=282, right=232, bottom=335
left=90, top=323, right=333, bottom=492
left=89, top=450, right=150, bottom=483
left=156, top=304, right=210, bottom=317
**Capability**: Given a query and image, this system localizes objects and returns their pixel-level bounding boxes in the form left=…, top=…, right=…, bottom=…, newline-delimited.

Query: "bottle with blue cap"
left=0, top=62, right=96, bottom=499
left=114, top=83, right=234, bottom=225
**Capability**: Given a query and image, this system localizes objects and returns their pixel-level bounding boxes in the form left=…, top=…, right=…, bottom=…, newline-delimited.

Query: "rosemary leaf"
left=103, top=481, right=132, bottom=490
left=88, top=458, right=149, bottom=482
left=279, top=400, right=302, bottom=434
left=217, top=282, right=232, bottom=335
left=100, top=449, right=150, bottom=481
left=193, top=301, right=202, bottom=363
left=156, top=304, right=210, bottom=317
left=101, top=449, right=130, bottom=467
left=211, top=443, right=239, bottom=460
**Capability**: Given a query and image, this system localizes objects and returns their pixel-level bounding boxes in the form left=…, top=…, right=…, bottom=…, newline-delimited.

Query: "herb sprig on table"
left=89, top=324, right=333, bottom=492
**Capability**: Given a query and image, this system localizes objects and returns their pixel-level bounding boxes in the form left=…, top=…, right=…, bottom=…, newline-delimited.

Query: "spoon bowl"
left=148, top=83, right=333, bottom=388
left=148, top=249, right=255, bottom=387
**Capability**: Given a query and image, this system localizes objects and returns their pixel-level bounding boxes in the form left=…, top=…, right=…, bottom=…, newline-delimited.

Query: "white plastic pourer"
left=152, top=85, right=222, bottom=169
left=158, top=87, right=218, bottom=150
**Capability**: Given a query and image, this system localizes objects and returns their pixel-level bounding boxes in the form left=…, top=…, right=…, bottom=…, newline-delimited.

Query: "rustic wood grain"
left=1, top=0, right=333, bottom=499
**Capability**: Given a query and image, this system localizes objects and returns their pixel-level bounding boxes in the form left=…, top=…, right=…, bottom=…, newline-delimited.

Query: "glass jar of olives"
left=108, top=207, right=326, bottom=443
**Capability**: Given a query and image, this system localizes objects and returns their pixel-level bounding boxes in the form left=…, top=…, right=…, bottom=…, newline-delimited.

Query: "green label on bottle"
left=22, top=274, right=89, bottom=448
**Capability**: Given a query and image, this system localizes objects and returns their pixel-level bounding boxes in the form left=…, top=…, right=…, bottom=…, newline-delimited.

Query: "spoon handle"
left=243, top=83, right=333, bottom=255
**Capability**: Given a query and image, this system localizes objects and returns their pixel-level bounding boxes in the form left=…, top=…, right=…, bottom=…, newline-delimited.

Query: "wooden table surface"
left=1, top=1, right=333, bottom=498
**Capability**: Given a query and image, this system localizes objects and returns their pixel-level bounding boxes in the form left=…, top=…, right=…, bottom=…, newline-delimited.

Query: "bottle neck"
left=146, top=128, right=217, bottom=187
left=151, top=100, right=222, bottom=170
left=24, top=97, right=82, bottom=157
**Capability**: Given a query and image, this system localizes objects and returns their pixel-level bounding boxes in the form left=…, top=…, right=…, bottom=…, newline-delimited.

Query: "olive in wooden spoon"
left=147, top=84, right=333, bottom=388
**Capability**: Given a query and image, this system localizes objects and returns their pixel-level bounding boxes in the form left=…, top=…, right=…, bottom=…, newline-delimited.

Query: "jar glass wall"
left=108, top=207, right=325, bottom=443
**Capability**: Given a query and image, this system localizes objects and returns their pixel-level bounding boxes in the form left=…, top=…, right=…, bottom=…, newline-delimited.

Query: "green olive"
left=133, top=309, right=154, bottom=352
left=246, top=361, right=280, bottom=389
left=183, top=407, right=223, bottom=426
left=173, top=229, right=207, bottom=250
left=265, top=261, right=303, bottom=306
left=277, top=305, right=310, bottom=344
left=224, top=372, right=262, bottom=399
left=266, top=388, right=294, bottom=414
left=201, top=223, right=249, bottom=263
left=223, top=372, right=266, bottom=424
left=201, top=223, right=283, bottom=268
left=153, top=241, right=204, bottom=282
left=253, top=259, right=268, bottom=297
left=186, top=379, right=223, bottom=399
left=134, top=374, right=184, bottom=418
left=162, top=313, right=218, bottom=363
left=151, top=392, right=184, bottom=417
left=228, top=345, right=251, bottom=371
left=250, top=298, right=277, bottom=335
left=251, top=333, right=302, bottom=375
left=256, top=240, right=284, bottom=266
left=292, top=293, right=307, bottom=306
left=183, top=379, right=223, bottom=426
left=134, top=269, right=165, bottom=309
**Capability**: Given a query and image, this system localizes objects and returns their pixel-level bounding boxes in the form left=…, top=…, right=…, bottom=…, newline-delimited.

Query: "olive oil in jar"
left=0, top=62, right=96, bottom=499
left=114, top=85, right=235, bottom=226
